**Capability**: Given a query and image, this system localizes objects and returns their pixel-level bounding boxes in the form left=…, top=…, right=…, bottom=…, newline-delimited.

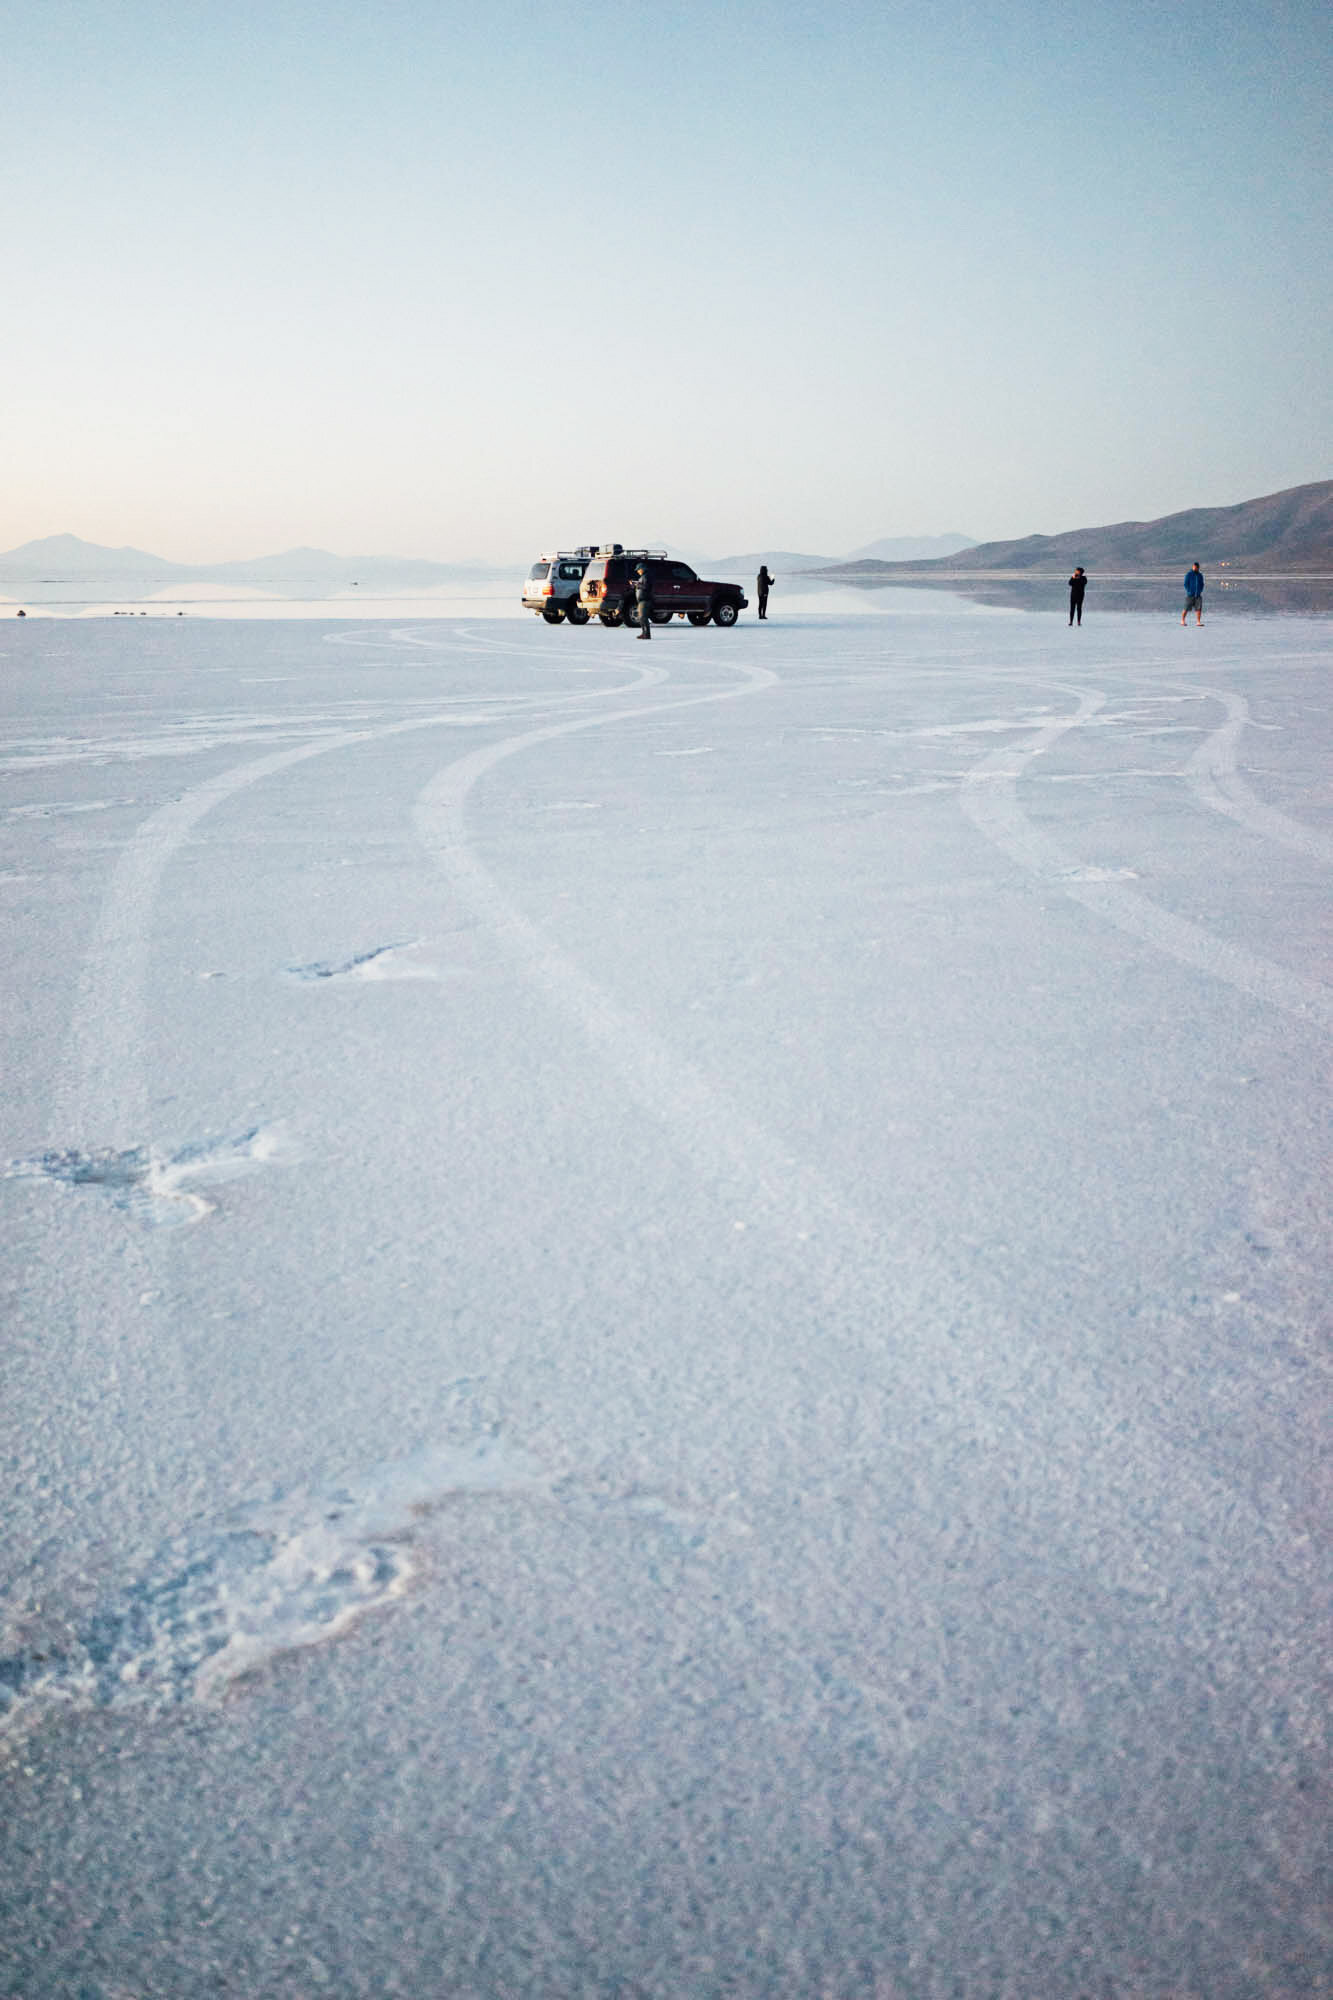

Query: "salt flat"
left=2, top=599, right=1330, bottom=1997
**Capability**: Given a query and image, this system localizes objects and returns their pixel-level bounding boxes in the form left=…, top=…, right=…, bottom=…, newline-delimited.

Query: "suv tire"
left=565, top=602, right=590, bottom=625
left=687, top=611, right=711, bottom=627
left=712, top=598, right=739, bottom=627
left=542, top=606, right=565, bottom=624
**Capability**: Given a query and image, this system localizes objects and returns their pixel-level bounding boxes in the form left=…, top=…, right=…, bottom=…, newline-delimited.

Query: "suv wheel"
left=711, top=598, right=739, bottom=627
left=650, top=608, right=673, bottom=624
left=600, top=605, right=624, bottom=627
left=542, top=606, right=565, bottom=624
left=687, top=611, right=711, bottom=627
left=565, top=602, right=590, bottom=625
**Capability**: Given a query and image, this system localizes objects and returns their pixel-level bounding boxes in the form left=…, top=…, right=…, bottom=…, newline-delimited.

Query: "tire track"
left=960, top=685, right=1333, bottom=1030
left=1185, top=683, right=1333, bottom=865
left=18, top=653, right=675, bottom=1641
left=54, top=661, right=666, bottom=1152
left=410, top=654, right=1326, bottom=1734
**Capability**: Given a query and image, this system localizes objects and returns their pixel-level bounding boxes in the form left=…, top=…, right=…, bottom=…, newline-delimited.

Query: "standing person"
left=1182, top=562, right=1205, bottom=624
left=633, top=562, right=654, bottom=639
left=1068, top=567, right=1087, bottom=626
left=757, top=564, right=774, bottom=619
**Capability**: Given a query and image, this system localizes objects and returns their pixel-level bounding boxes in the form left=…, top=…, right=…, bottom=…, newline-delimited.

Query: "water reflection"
left=819, top=574, right=1333, bottom=618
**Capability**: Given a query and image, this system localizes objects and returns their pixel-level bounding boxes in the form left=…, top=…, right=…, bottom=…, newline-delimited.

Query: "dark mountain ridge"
left=814, top=480, right=1333, bottom=579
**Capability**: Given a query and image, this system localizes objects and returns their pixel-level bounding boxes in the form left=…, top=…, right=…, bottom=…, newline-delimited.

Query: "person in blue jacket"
left=1182, top=563, right=1204, bottom=624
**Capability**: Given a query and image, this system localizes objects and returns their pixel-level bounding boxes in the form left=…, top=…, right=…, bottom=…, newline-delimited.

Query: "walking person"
left=633, top=562, right=654, bottom=639
left=757, top=564, right=774, bottom=619
left=1182, top=562, right=1205, bottom=624
left=1068, top=567, right=1087, bottom=626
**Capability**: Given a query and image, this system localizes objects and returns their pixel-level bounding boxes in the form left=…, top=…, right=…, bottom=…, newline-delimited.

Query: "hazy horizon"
left=5, top=0, right=1329, bottom=565
left=0, top=527, right=983, bottom=571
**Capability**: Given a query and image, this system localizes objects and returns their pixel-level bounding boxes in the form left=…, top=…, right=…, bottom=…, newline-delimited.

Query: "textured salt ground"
left=1, top=605, right=1330, bottom=1997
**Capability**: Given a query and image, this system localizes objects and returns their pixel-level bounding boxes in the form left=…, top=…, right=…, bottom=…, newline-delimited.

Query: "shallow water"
left=821, top=571, right=1333, bottom=618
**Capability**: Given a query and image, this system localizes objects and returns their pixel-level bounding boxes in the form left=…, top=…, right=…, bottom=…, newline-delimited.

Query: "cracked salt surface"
left=286, top=940, right=459, bottom=983
left=0, top=1436, right=545, bottom=1740
left=0, top=1442, right=724, bottom=1749
left=4, top=1124, right=297, bottom=1224
left=4, top=797, right=139, bottom=819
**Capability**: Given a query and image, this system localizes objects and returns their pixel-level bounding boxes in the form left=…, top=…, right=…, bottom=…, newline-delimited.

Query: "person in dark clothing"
left=1182, top=563, right=1204, bottom=624
left=1068, top=567, right=1087, bottom=626
left=633, top=563, right=654, bottom=639
left=757, top=565, right=774, bottom=619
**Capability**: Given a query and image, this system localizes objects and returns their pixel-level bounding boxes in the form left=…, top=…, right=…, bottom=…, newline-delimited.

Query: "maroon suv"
left=578, top=548, right=748, bottom=627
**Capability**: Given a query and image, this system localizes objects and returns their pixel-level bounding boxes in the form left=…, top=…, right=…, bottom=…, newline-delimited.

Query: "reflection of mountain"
left=815, top=481, right=1333, bottom=580
left=0, top=535, right=514, bottom=605
left=827, top=574, right=1333, bottom=619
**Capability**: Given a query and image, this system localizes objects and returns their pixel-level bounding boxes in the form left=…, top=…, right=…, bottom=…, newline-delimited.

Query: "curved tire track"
left=960, top=685, right=1333, bottom=1031
left=1185, top=683, right=1333, bottom=865
left=56, top=661, right=667, bottom=1152
left=410, top=654, right=1323, bottom=1729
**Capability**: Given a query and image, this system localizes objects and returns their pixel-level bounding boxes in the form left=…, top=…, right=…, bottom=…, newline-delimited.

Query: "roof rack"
left=597, top=544, right=668, bottom=558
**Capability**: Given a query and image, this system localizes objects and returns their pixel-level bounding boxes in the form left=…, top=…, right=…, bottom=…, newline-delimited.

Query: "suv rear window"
left=582, top=560, right=607, bottom=583
left=528, top=562, right=550, bottom=580
left=558, top=562, right=585, bottom=581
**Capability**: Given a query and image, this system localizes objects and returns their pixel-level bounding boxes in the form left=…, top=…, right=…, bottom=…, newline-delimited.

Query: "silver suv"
left=522, top=548, right=595, bottom=624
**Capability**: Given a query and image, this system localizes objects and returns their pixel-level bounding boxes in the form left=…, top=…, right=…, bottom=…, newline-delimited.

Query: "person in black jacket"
left=1068, top=567, right=1087, bottom=626
left=633, top=563, right=654, bottom=639
left=757, top=565, right=773, bottom=619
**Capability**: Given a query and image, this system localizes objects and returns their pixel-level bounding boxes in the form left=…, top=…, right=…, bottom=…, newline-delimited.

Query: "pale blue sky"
left=4, top=0, right=1329, bottom=561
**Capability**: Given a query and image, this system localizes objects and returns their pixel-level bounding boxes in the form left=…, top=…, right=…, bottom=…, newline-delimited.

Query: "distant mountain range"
left=842, top=533, right=978, bottom=563
left=700, top=550, right=841, bottom=572
left=0, top=535, right=512, bottom=604
left=0, top=533, right=981, bottom=601
left=814, top=481, right=1333, bottom=579
left=4, top=485, right=1328, bottom=608
left=702, top=535, right=977, bottom=572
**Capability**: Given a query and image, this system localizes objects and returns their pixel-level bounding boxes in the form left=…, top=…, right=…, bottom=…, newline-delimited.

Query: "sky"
left=3, top=0, right=1330, bottom=564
